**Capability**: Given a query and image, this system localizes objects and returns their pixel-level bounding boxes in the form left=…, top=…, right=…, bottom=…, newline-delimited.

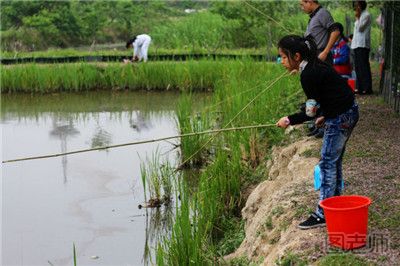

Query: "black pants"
left=354, top=48, right=372, bottom=94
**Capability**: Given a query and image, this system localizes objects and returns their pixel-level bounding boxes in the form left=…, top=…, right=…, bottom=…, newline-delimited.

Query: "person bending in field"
left=276, top=35, right=359, bottom=230
left=125, top=34, right=152, bottom=63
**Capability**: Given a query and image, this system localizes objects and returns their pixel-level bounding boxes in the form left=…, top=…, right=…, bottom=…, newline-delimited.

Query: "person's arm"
left=287, top=111, right=311, bottom=125
left=132, top=40, right=138, bottom=60
left=318, top=10, right=340, bottom=61
left=319, top=30, right=340, bottom=61
left=358, top=12, right=371, bottom=32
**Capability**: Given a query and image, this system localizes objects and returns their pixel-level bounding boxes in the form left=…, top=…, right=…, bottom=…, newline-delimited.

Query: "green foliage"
left=317, top=253, right=371, bottom=266
left=276, top=252, right=308, bottom=266
left=140, top=150, right=174, bottom=202
left=228, top=256, right=261, bottom=266
left=210, top=1, right=304, bottom=48
left=73, top=243, right=77, bottom=266
left=151, top=11, right=239, bottom=52
left=0, top=1, right=383, bottom=54
left=156, top=60, right=301, bottom=265
left=216, top=217, right=245, bottom=256
left=0, top=60, right=224, bottom=93
left=1, top=0, right=176, bottom=50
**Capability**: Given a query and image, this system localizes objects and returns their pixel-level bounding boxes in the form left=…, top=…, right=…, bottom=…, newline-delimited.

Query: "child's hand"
left=315, top=116, right=325, bottom=127
left=276, top=116, right=290, bottom=128
left=318, top=51, right=328, bottom=62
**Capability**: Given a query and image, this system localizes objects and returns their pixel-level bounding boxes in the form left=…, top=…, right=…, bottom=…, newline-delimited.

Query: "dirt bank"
left=225, top=136, right=324, bottom=264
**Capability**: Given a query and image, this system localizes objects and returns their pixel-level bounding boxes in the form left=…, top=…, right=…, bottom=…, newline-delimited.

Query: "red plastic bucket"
left=347, top=78, right=356, bottom=92
left=320, top=195, right=371, bottom=250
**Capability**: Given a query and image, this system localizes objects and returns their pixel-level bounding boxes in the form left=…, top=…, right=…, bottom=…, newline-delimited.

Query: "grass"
left=156, top=61, right=302, bottom=264
left=139, top=151, right=175, bottom=207
left=1, top=60, right=282, bottom=93
left=275, top=252, right=308, bottom=266
left=73, top=243, right=77, bottom=266
left=271, top=205, right=285, bottom=218
left=176, top=92, right=212, bottom=167
left=216, top=217, right=246, bottom=256
left=264, top=216, right=273, bottom=230
left=301, top=147, right=320, bottom=158
left=0, top=47, right=270, bottom=59
left=227, top=256, right=264, bottom=266
left=317, top=253, right=372, bottom=266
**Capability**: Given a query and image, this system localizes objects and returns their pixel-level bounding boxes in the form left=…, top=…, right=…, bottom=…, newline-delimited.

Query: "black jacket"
left=288, top=62, right=354, bottom=125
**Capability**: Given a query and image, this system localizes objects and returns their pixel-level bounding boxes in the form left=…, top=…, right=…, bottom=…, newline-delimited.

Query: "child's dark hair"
left=353, top=1, right=367, bottom=11
left=126, top=37, right=137, bottom=49
left=278, top=35, right=321, bottom=65
left=332, top=22, right=348, bottom=42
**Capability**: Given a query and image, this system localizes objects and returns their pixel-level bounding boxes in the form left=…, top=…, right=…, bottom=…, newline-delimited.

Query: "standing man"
left=300, top=0, right=340, bottom=64
left=351, top=1, right=372, bottom=94
left=126, top=34, right=152, bottom=63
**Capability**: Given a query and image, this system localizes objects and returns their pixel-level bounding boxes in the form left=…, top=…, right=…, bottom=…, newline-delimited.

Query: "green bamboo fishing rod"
left=2, top=123, right=276, bottom=164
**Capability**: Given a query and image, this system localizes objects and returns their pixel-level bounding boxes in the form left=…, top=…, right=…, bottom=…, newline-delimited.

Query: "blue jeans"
left=316, top=103, right=359, bottom=218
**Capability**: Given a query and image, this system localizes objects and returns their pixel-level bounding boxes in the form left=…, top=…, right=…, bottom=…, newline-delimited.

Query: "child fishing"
left=276, top=35, right=359, bottom=229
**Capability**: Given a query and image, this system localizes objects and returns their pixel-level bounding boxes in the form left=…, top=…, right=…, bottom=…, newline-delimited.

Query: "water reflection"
left=1, top=91, right=209, bottom=266
left=49, top=117, right=80, bottom=183
left=143, top=205, right=174, bottom=265
left=130, top=111, right=152, bottom=133
left=91, top=126, right=112, bottom=148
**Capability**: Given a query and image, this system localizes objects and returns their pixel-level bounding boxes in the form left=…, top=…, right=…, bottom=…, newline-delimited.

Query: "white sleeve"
left=358, top=13, right=371, bottom=33
left=133, top=40, right=138, bottom=58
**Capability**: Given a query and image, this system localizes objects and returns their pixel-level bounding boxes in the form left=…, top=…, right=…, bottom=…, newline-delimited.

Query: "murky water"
left=1, top=91, right=200, bottom=266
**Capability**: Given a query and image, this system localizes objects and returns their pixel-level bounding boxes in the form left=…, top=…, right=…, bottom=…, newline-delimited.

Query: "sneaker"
left=298, top=213, right=326, bottom=230
left=307, top=127, right=324, bottom=138
left=314, top=129, right=324, bottom=138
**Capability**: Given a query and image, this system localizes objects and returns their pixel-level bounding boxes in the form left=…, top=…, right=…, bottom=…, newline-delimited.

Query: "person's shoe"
left=307, top=127, right=324, bottom=138
left=298, top=213, right=326, bottom=230
left=314, top=129, right=324, bottom=138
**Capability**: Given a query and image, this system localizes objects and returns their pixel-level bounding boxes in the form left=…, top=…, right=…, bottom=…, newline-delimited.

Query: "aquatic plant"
left=140, top=151, right=176, bottom=208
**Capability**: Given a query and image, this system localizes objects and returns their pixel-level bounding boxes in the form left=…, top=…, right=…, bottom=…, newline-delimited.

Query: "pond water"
left=1, top=91, right=202, bottom=266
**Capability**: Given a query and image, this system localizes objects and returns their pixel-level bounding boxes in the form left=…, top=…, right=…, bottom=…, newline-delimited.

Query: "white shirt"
left=299, top=60, right=308, bottom=73
left=132, top=34, right=151, bottom=57
left=351, top=10, right=371, bottom=49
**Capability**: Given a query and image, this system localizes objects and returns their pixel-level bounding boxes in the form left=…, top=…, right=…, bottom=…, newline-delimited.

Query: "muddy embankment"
left=226, top=135, right=327, bottom=265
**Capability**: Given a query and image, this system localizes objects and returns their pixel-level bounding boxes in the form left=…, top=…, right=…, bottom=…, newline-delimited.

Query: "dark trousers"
left=354, top=48, right=372, bottom=94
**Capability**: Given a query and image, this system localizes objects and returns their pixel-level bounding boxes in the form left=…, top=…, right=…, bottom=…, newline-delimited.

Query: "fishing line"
left=176, top=71, right=290, bottom=170
left=243, top=1, right=303, bottom=35
left=203, top=80, right=266, bottom=113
